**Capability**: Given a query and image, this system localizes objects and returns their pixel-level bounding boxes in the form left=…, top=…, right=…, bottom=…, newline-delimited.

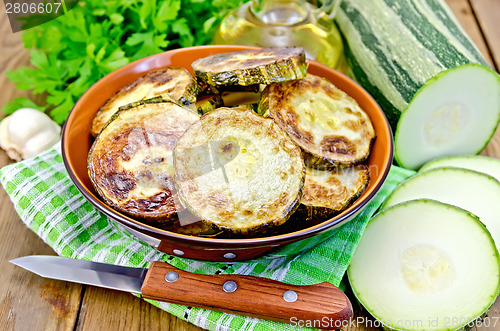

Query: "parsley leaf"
left=2, top=97, right=47, bottom=115
left=3, top=0, right=245, bottom=124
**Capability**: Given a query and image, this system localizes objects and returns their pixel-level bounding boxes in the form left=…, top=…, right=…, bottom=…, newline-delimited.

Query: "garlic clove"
left=5, top=147, right=23, bottom=162
left=0, top=108, right=62, bottom=161
left=7, top=108, right=60, bottom=146
left=23, top=130, right=61, bottom=159
left=0, top=116, right=11, bottom=150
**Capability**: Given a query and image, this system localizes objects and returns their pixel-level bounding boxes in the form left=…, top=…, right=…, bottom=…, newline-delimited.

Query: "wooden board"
left=0, top=7, right=84, bottom=331
left=446, top=0, right=494, bottom=67
left=470, top=0, right=500, bottom=70
left=74, top=287, right=201, bottom=331
left=0, top=152, right=82, bottom=331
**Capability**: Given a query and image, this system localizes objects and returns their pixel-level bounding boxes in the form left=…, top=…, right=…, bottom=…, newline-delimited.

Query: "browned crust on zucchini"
left=88, top=101, right=199, bottom=224
left=160, top=219, right=223, bottom=237
left=173, top=107, right=305, bottom=235
left=192, top=47, right=307, bottom=86
left=91, top=67, right=199, bottom=137
left=302, top=165, right=370, bottom=210
left=291, top=164, right=370, bottom=223
left=264, top=74, right=376, bottom=168
left=193, top=94, right=223, bottom=115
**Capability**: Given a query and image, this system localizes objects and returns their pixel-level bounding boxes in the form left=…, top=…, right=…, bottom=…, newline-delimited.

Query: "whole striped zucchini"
left=336, top=0, right=500, bottom=170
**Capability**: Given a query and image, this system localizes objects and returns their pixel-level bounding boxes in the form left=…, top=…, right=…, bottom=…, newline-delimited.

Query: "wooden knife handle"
left=141, top=261, right=352, bottom=328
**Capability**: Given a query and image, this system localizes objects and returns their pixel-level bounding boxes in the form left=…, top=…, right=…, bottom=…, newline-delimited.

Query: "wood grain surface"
left=1, top=0, right=499, bottom=330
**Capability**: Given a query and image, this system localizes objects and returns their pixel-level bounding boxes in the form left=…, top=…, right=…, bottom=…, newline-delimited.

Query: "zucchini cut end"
left=395, top=64, right=500, bottom=170
left=381, top=167, right=500, bottom=256
left=348, top=199, right=500, bottom=331
left=420, top=154, right=500, bottom=183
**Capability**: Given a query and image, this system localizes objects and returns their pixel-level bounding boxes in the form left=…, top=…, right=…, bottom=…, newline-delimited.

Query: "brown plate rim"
left=62, top=45, right=394, bottom=247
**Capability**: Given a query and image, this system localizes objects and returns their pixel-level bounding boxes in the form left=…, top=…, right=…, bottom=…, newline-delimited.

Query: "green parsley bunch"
left=3, top=0, right=244, bottom=124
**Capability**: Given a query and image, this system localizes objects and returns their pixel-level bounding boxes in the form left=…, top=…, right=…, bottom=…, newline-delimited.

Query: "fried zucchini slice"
left=174, top=107, right=305, bottom=235
left=218, top=84, right=261, bottom=93
left=193, top=91, right=260, bottom=115
left=262, top=74, right=376, bottom=168
left=121, top=95, right=202, bottom=118
left=221, top=91, right=261, bottom=108
left=188, top=94, right=223, bottom=115
left=90, top=67, right=199, bottom=137
left=197, top=81, right=220, bottom=96
left=88, top=101, right=200, bottom=226
left=192, top=47, right=307, bottom=86
left=197, top=83, right=260, bottom=98
left=162, top=220, right=223, bottom=237
left=117, top=96, right=167, bottom=112
left=295, top=165, right=370, bottom=222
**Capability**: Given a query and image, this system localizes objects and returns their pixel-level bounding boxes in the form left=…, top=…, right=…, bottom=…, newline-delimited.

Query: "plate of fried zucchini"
left=63, top=46, right=392, bottom=260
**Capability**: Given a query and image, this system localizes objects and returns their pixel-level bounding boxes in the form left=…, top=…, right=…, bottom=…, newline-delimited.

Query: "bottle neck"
left=250, top=0, right=309, bottom=25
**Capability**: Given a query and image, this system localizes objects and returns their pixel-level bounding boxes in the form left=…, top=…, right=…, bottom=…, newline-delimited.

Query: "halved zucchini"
left=90, top=67, right=199, bottom=137
left=173, top=107, right=305, bottom=235
left=420, top=154, right=500, bottom=182
left=192, top=47, right=307, bottom=86
left=262, top=74, right=376, bottom=167
left=349, top=199, right=500, bottom=331
left=382, top=167, right=500, bottom=252
left=394, top=65, right=500, bottom=170
left=295, top=165, right=370, bottom=221
left=88, top=101, right=200, bottom=226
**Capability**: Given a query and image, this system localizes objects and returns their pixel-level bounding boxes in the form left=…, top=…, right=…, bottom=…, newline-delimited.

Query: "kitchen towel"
left=0, top=144, right=414, bottom=331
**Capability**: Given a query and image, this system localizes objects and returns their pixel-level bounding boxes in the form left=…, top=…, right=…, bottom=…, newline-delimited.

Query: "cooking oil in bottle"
left=213, top=0, right=345, bottom=71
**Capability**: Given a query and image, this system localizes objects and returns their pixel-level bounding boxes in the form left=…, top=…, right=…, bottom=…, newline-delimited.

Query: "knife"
left=10, top=255, right=352, bottom=328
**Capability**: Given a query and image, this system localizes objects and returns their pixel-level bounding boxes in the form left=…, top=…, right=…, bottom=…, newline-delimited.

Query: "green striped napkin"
left=0, top=144, right=414, bottom=331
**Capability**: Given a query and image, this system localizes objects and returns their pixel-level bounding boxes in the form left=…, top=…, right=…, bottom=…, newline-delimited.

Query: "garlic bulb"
left=0, top=108, right=61, bottom=161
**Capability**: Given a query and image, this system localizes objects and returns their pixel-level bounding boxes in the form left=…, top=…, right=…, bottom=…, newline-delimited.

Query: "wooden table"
left=1, top=1, right=499, bottom=330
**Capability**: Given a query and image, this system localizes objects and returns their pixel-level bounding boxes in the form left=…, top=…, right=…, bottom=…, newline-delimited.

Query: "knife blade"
left=10, top=255, right=352, bottom=328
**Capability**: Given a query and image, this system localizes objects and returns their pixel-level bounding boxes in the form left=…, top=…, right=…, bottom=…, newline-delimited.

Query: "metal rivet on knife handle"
left=165, top=271, right=179, bottom=283
left=283, top=290, right=298, bottom=303
left=222, top=280, right=238, bottom=293
left=172, top=249, right=184, bottom=256
left=223, top=252, right=237, bottom=259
